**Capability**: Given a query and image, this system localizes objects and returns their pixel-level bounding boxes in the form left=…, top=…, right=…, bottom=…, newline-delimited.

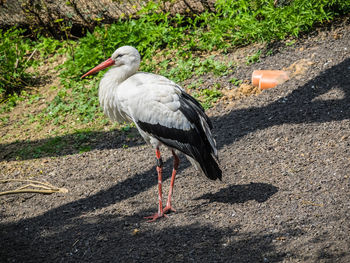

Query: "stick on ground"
left=0, top=179, right=68, bottom=196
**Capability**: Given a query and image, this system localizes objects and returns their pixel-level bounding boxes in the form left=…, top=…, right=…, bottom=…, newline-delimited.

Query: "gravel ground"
left=1, top=18, right=350, bottom=262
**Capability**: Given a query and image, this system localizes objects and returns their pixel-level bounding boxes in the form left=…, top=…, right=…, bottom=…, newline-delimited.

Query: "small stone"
left=132, top=228, right=140, bottom=235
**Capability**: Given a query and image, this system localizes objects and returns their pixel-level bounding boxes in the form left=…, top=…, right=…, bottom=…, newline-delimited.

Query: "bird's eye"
left=116, top=54, right=123, bottom=59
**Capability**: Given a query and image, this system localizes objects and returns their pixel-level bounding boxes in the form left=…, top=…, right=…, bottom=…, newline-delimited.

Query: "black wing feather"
left=137, top=90, right=221, bottom=180
left=179, top=91, right=213, bottom=129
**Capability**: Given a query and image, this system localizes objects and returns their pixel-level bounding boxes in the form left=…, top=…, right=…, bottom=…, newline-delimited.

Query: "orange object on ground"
left=252, top=70, right=289, bottom=90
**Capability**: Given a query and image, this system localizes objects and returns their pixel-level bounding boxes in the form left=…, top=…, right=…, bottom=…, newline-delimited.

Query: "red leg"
left=164, top=150, right=179, bottom=214
left=144, top=148, right=167, bottom=222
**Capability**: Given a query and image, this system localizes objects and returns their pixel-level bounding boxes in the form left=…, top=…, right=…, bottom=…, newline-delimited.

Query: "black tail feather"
left=199, top=151, right=222, bottom=181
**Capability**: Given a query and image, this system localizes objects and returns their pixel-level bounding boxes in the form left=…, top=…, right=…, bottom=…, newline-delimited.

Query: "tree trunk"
left=0, top=0, right=216, bottom=35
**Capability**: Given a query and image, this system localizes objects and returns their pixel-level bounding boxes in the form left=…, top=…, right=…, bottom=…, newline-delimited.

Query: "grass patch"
left=246, top=50, right=262, bottom=65
left=193, top=87, right=223, bottom=110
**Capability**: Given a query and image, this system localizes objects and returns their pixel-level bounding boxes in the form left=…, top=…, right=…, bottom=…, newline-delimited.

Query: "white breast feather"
left=99, top=70, right=192, bottom=133
left=118, top=75, right=192, bottom=131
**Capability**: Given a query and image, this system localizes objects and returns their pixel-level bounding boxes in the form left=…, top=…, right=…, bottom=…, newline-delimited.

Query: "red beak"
left=81, top=58, right=115, bottom=79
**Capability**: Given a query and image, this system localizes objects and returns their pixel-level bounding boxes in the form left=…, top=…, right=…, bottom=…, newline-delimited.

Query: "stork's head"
left=81, top=46, right=141, bottom=79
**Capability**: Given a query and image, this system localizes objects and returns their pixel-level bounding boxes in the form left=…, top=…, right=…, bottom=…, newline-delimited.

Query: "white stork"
left=82, top=46, right=222, bottom=221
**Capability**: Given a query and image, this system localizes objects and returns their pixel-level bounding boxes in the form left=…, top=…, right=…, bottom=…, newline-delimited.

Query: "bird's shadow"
left=195, top=182, right=278, bottom=204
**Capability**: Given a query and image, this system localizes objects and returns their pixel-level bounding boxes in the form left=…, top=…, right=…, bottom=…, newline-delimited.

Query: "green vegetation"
left=1, top=0, right=349, bottom=158
left=229, top=77, right=243, bottom=87
left=0, top=28, right=35, bottom=101
left=246, top=50, right=262, bottom=65
left=193, top=87, right=223, bottom=110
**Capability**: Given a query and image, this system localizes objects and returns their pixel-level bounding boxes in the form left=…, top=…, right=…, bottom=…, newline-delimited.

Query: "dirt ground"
left=1, top=18, right=350, bottom=262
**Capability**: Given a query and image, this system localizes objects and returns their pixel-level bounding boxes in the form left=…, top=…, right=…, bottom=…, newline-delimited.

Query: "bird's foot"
left=144, top=212, right=168, bottom=222
left=163, top=204, right=176, bottom=214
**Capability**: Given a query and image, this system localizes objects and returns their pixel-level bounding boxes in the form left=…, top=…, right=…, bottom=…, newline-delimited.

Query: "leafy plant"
left=0, top=28, right=35, bottom=100
left=35, top=36, right=65, bottom=58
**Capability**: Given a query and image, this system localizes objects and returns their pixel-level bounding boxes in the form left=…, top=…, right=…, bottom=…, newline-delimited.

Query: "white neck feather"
left=98, top=64, right=138, bottom=122
left=103, top=64, right=137, bottom=86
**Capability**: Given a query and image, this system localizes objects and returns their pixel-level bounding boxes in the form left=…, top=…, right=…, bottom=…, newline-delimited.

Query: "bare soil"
left=1, top=19, right=350, bottom=262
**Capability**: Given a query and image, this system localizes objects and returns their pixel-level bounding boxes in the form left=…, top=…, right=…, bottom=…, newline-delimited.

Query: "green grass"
left=229, top=77, right=243, bottom=87
left=158, top=57, right=234, bottom=83
left=246, top=50, right=262, bottom=65
left=193, top=87, right=223, bottom=110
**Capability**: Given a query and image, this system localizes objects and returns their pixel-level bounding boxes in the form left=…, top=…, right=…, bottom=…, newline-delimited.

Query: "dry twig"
left=0, top=179, right=68, bottom=196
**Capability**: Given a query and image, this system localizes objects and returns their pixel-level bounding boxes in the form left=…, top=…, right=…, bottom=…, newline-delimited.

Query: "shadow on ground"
left=195, top=182, right=279, bottom=204
left=213, top=57, right=350, bottom=147
left=0, top=127, right=143, bottom=161
left=0, top=177, right=282, bottom=262
left=1, top=215, right=291, bottom=262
